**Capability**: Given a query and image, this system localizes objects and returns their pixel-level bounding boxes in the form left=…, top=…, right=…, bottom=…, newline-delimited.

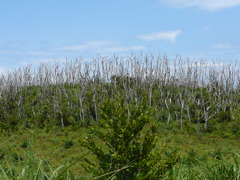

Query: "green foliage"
left=166, top=153, right=240, bottom=180
left=231, top=108, right=240, bottom=138
left=64, top=140, right=74, bottom=149
left=203, top=154, right=240, bottom=180
left=80, top=99, right=179, bottom=179
left=184, top=149, right=199, bottom=166
left=217, top=106, right=232, bottom=123
left=0, top=126, right=239, bottom=179
left=231, top=122, right=240, bottom=138
left=0, top=75, right=239, bottom=136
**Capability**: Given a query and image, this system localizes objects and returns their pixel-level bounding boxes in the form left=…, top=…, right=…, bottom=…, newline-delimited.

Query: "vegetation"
left=0, top=54, right=239, bottom=179
left=80, top=99, right=179, bottom=179
left=0, top=127, right=239, bottom=179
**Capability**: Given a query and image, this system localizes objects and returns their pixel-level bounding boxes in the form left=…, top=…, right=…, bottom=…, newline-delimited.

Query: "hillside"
left=0, top=55, right=239, bottom=179
left=0, top=55, right=240, bottom=135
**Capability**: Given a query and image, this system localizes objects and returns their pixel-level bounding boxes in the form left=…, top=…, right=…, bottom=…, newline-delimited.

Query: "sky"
left=0, top=0, right=240, bottom=72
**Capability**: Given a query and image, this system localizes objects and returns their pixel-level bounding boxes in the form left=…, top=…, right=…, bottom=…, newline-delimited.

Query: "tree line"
left=0, top=55, right=239, bottom=134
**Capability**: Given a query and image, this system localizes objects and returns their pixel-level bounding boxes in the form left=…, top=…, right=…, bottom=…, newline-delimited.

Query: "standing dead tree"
left=0, top=55, right=239, bottom=132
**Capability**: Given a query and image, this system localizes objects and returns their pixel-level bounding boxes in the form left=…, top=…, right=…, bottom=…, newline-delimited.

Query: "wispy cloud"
left=137, top=30, right=181, bottom=43
left=0, top=50, right=55, bottom=56
left=212, top=43, right=233, bottom=49
left=55, top=41, right=115, bottom=51
left=158, top=0, right=240, bottom=11
left=1, top=41, right=144, bottom=55
left=26, top=51, right=55, bottom=56
left=56, top=41, right=145, bottom=54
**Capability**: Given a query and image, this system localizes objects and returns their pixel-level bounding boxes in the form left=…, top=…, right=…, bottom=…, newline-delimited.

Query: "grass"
left=0, top=129, right=95, bottom=179
left=0, top=125, right=239, bottom=179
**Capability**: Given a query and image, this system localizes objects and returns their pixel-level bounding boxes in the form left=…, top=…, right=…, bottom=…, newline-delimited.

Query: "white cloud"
left=56, top=41, right=146, bottom=54
left=55, top=41, right=115, bottom=51
left=137, top=30, right=181, bottom=43
left=158, top=0, right=240, bottom=11
left=212, top=43, right=233, bottom=49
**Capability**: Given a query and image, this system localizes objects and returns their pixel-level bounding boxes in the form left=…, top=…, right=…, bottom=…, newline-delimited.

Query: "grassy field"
left=0, top=125, right=239, bottom=179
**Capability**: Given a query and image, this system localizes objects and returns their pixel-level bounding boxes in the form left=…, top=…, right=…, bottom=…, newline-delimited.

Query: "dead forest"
left=0, top=55, right=239, bottom=134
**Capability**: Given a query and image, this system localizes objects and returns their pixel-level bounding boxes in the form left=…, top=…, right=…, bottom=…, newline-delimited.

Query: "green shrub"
left=217, top=106, right=232, bottom=123
left=80, top=99, right=179, bottom=179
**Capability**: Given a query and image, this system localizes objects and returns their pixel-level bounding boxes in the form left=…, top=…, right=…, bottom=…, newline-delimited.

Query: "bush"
left=217, top=106, right=232, bottom=123
left=80, top=99, right=179, bottom=179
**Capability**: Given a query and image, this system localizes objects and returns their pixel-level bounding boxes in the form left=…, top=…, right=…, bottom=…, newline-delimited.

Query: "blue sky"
left=0, top=0, right=240, bottom=71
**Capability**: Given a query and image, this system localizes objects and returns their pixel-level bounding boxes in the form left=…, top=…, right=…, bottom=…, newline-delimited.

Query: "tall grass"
left=168, top=153, right=240, bottom=180
left=0, top=131, right=91, bottom=180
